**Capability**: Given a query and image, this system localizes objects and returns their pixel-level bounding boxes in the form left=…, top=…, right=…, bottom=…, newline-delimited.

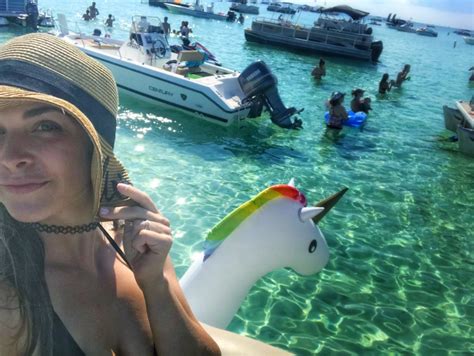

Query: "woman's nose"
left=0, top=133, right=34, bottom=171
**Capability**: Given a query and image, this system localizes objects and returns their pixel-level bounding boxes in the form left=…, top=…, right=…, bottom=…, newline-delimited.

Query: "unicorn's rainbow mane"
left=203, top=184, right=307, bottom=261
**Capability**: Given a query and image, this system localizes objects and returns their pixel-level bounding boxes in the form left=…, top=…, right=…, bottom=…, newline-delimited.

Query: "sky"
left=292, top=0, right=474, bottom=30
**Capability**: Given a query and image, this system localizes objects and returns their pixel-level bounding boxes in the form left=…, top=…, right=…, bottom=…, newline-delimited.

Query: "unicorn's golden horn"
left=312, top=187, right=348, bottom=224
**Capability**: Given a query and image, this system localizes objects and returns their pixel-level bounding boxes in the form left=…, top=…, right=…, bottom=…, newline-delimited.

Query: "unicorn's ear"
left=299, top=207, right=324, bottom=222
left=288, top=178, right=295, bottom=187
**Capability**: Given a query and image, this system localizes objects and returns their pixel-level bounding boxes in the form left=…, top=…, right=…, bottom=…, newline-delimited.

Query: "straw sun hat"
left=0, top=33, right=132, bottom=217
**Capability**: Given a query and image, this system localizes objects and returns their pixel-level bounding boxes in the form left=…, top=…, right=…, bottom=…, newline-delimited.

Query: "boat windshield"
left=131, top=15, right=163, bottom=34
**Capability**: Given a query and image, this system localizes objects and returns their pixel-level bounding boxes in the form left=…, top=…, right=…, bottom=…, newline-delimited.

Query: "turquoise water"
left=2, top=2, right=474, bottom=354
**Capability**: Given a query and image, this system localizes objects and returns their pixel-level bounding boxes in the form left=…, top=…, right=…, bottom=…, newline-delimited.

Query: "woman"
left=392, top=64, right=411, bottom=88
left=311, top=58, right=326, bottom=80
left=350, top=88, right=372, bottom=114
left=0, top=33, right=220, bottom=355
left=327, top=91, right=348, bottom=129
left=378, top=73, right=392, bottom=94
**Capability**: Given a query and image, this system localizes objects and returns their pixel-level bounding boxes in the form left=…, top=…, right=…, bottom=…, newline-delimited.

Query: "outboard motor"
left=371, top=41, right=383, bottom=62
left=239, top=61, right=303, bottom=129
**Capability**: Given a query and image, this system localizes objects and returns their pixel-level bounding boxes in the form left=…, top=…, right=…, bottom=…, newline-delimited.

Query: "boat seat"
left=177, top=50, right=205, bottom=68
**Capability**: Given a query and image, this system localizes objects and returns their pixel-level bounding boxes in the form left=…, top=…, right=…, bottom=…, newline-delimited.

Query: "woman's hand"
left=100, top=183, right=172, bottom=288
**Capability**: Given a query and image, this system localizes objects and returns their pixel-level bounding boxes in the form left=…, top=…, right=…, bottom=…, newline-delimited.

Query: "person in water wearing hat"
left=0, top=33, right=220, bottom=355
left=350, top=89, right=372, bottom=114
left=327, top=91, right=348, bottom=129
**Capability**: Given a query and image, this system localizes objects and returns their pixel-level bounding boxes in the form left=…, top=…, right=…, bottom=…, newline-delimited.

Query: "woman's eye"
left=35, top=121, right=62, bottom=132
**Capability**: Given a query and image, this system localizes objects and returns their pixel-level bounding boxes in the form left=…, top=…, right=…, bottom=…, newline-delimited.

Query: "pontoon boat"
left=245, top=5, right=383, bottom=62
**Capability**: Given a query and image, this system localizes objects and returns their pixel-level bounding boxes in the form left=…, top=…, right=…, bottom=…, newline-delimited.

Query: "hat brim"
left=0, top=86, right=132, bottom=218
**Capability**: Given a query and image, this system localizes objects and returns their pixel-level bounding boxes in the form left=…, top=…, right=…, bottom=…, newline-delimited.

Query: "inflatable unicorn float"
left=180, top=179, right=347, bottom=336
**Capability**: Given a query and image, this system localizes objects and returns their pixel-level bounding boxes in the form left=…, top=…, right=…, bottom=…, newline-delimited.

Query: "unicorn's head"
left=203, top=179, right=347, bottom=277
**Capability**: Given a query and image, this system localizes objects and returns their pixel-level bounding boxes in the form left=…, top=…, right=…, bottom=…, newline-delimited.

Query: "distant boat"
left=230, top=0, right=259, bottom=14
left=0, top=17, right=9, bottom=26
left=164, top=2, right=230, bottom=20
left=267, top=2, right=281, bottom=12
left=464, top=36, right=474, bottom=45
left=396, top=23, right=416, bottom=33
left=416, top=27, right=438, bottom=37
left=149, top=0, right=190, bottom=9
left=267, top=2, right=296, bottom=14
left=454, top=29, right=471, bottom=36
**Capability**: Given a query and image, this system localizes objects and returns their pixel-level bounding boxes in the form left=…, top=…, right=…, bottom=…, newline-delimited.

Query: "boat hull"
left=457, top=125, right=474, bottom=157
left=229, top=4, right=259, bottom=14
left=443, top=105, right=463, bottom=132
left=464, top=36, right=474, bottom=45
left=78, top=47, right=250, bottom=126
left=416, top=30, right=437, bottom=37
left=164, top=4, right=227, bottom=20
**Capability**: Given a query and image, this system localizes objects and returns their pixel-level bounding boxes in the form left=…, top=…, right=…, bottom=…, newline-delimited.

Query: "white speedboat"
left=396, top=22, right=416, bottom=33
left=164, top=2, right=229, bottom=21
left=464, top=36, right=474, bottom=45
left=416, top=27, right=437, bottom=37
left=55, top=15, right=302, bottom=128
left=443, top=99, right=474, bottom=157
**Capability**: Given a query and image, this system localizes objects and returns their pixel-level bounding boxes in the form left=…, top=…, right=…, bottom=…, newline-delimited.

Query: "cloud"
left=410, top=0, right=474, bottom=13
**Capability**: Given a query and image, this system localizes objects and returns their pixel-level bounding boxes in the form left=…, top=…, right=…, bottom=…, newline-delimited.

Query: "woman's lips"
left=0, top=182, right=49, bottom=194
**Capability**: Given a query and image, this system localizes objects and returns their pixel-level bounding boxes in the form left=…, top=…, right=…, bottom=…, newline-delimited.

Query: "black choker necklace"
left=22, top=221, right=100, bottom=234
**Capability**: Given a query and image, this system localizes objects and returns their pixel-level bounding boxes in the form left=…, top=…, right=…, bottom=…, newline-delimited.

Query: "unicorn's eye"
left=308, top=239, right=317, bottom=253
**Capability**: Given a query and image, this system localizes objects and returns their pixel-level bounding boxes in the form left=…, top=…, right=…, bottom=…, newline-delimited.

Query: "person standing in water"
left=162, top=16, right=171, bottom=37
left=378, top=73, right=392, bottom=94
left=104, top=14, right=115, bottom=28
left=88, top=2, right=99, bottom=20
left=350, top=89, right=372, bottom=114
left=82, top=9, right=91, bottom=21
left=391, top=64, right=411, bottom=88
left=311, top=58, right=326, bottom=80
left=327, top=91, right=348, bottom=129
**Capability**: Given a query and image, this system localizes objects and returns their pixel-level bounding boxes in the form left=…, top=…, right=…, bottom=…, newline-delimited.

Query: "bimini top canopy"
left=319, top=5, right=369, bottom=20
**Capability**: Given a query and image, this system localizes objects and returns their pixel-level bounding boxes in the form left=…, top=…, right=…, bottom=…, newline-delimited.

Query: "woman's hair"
left=381, top=73, right=389, bottom=82
left=0, top=206, right=54, bottom=355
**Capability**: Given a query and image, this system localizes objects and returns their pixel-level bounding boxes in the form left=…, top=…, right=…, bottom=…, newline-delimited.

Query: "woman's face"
left=0, top=102, right=93, bottom=224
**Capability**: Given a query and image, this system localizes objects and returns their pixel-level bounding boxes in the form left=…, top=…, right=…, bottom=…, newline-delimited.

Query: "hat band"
left=0, top=59, right=116, bottom=147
